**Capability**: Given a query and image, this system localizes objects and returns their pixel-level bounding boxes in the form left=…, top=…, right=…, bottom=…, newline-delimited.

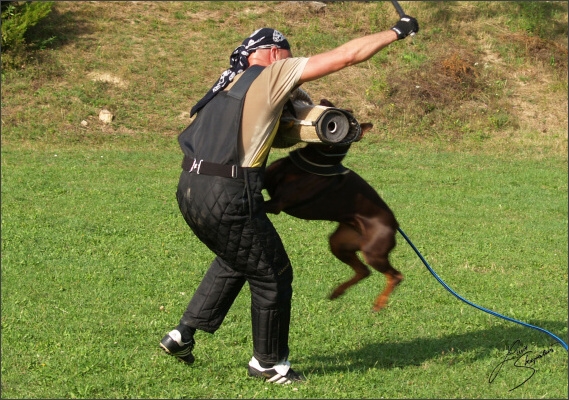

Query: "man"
left=160, top=15, right=418, bottom=384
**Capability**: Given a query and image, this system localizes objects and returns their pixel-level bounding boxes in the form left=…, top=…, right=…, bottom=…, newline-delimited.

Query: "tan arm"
left=298, top=30, right=398, bottom=84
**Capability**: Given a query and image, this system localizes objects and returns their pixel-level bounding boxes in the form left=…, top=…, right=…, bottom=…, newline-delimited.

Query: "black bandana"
left=190, top=28, right=291, bottom=117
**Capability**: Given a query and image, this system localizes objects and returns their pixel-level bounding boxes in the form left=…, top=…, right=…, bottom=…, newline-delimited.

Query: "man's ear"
left=270, top=46, right=280, bottom=62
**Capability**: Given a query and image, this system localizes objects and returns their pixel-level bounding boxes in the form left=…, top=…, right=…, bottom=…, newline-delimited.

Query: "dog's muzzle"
left=274, top=103, right=362, bottom=148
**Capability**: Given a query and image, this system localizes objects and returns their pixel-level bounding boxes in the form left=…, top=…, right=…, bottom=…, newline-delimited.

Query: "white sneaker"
left=248, top=356, right=305, bottom=384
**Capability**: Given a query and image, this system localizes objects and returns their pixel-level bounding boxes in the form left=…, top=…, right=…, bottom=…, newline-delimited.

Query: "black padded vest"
left=178, top=65, right=265, bottom=166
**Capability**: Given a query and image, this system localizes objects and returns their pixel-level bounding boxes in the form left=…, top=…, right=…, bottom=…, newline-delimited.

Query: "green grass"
left=1, top=1, right=567, bottom=398
left=1, top=142, right=567, bottom=398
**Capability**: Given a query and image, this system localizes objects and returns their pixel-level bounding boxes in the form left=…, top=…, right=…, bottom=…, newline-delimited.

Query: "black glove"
left=391, top=15, right=419, bottom=40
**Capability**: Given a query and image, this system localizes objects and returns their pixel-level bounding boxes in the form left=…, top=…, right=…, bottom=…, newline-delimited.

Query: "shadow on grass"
left=306, top=320, right=568, bottom=372
left=26, top=5, right=97, bottom=50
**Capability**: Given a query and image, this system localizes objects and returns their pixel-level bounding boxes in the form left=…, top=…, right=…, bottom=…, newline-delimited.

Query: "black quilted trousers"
left=176, top=168, right=293, bottom=366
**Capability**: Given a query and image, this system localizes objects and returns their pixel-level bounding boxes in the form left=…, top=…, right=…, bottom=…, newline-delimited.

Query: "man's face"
left=249, top=47, right=292, bottom=65
left=278, top=48, right=293, bottom=60
left=269, top=47, right=292, bottom=62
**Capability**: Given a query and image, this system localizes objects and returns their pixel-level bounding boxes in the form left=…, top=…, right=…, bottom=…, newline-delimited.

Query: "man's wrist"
left=384, top=29, right=399, bottom=42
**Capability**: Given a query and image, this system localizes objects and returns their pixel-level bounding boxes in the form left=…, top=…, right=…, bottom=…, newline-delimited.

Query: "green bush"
left=1, top=1, right=53, bottom=69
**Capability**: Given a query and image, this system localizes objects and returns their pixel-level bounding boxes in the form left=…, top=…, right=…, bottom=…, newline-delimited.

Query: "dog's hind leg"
left=360, top=218, right=403, bottom=311
left=328, top=222, right=371, bottom=300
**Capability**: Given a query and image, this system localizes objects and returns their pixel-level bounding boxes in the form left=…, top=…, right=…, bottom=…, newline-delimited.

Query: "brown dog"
left=264, top=100, right=403, bottom=311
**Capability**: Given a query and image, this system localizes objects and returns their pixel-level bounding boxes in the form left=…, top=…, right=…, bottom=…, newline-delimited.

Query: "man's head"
left=241, top=28, right=291, bottom=53
left=190, top=28, right=292, bottom=116
left=239, top=28, right=292, bottom=66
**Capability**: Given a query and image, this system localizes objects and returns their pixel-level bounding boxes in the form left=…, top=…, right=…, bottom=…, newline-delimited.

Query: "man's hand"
left=391, top=15, right=419, bottom=40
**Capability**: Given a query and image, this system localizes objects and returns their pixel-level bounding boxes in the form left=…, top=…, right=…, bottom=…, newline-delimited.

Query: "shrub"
left=1, top=1, right=53, bottom=69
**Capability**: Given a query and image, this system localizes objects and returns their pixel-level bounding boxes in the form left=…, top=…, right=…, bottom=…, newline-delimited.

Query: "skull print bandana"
left=190, top=28, right=291, bottom=117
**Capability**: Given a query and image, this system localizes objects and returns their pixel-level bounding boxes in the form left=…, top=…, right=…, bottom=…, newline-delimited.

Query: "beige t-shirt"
left=224, top=57, right=309, bottom=167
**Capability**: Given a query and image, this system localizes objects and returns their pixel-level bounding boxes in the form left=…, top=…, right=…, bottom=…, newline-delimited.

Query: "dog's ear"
left=354, top=122, right=373, bottom=141
left=319, top=99, right=354, bottom=113
left=361, top=123, right=373, bottom=133
left=319, top=99, right=335, bottom=108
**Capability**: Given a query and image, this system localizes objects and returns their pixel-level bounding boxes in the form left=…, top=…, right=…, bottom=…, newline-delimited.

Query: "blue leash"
left=397, top=227, right=568, bottom=351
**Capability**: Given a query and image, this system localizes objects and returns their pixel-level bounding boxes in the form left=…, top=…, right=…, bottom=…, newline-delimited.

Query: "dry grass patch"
left=1, top=1, right=567, bottom=156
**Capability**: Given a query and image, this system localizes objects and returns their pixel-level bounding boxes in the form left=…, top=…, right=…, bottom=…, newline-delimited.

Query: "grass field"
left=1, top=1, right=567, bottom=398
left=2, top=142, right=567, bottom=398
